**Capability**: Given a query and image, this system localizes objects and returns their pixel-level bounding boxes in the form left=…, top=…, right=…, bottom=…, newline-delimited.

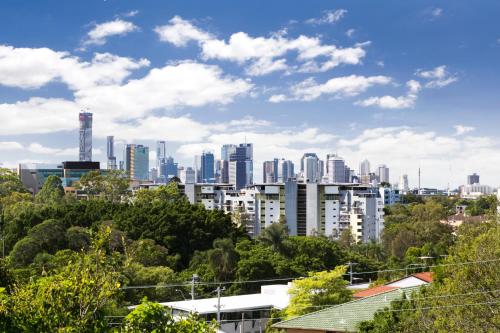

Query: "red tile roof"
left=413, top=272, right=433, bottom=283
left=353, top=285, right=398, bottom=298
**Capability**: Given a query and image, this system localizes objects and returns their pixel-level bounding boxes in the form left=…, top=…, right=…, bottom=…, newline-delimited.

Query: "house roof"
left=353, top=285, right=398, bottom=298
left=273, top=286, right=421, bottom=332
left=129, top=284, right=290, bottom=314
left=413, top=272, right=433, bottom=283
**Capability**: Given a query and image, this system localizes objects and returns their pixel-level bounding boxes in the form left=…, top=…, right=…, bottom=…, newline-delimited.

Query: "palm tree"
left=208, top=238, right=239, bottom=281
left=259, top=222, right=289, bottom=253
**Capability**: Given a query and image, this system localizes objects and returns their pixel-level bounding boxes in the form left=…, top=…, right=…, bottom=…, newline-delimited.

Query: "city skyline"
left=1, top=1, right=500, bottom=188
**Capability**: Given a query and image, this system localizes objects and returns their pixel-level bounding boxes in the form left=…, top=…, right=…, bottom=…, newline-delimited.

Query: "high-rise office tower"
left=180, top=166, right=196, bottom=184
left=156, top=141, right=167, bottom=182
left=399, top=174, right=409, bottom=192
left=327, top=154, right=346, bottom=183
left=377, top=164, right=390, bottom=184
left=359, top=159, right=371, bottom=176
left=124, top=144, right=149, bottom=181
left=278, top=159, right=295, bottom=182
left=220, top=145, right=237, bottom=184
left=163, top=156, right=178, bottom=180
left=106, top=136, right=116, bottom=170
left=200, top=151, right=215, bottom=183
left=301, top=153, right=321, bottom=183
left=467, top=173, right=480, bottom=185
left=157, top=141, right=167, bottom=168
left=227, top=143, right=253, bottom=189
left=79, top=112, right=92, bottom=161
left=263, top=161, right=276, bottom=183
left=215, top=159, right=222, bottom=183
left=193, top=155, right=201, bottom=183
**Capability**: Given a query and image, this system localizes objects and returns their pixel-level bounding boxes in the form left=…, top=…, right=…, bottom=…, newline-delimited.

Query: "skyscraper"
left=228, top=143, right=253, bottom=189
left=220, top=144, right=238, bottom=184
left=399, top=174, right=409, bottom=192
left=200, top=151, right=215, bottom=183
left=302, top=153, right=321, bottom=183
left=163, top=156, right=178, bottom=180
left=157, top=141, right=167, bottom=168
left=156, top=141, right=167, bottom=182
left=277, top=159, right=295, bottom=182
left=106, top=136, right=116, bottom=170
left=359, top=159, right=371, bottom=176
left=124, top=144, right=149, bottom=181
left=79, top=112, right=92, bottom=161
left=377, top=164, right=390, bottom=184
left=327, top=154, right=346, bottom=183
left=467, top=173, right=480, bottom=185
left=263, top=160, right=275, bottom=183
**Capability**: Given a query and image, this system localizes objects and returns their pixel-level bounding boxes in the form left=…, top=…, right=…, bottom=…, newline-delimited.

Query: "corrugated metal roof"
left=273, top=286, right=421, bottom=332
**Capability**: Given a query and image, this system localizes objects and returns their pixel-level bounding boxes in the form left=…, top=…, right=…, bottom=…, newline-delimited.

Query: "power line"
left=214, top=301, right=500, bottom=324
left=119, top=258, right=500, bottom=290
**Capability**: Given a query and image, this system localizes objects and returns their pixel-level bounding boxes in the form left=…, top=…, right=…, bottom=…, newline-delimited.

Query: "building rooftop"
left=273, top=286, right=421, bottom=332
left=129, top=284, right=290, bottom=314
left=353, top=285, right=398, bottom=299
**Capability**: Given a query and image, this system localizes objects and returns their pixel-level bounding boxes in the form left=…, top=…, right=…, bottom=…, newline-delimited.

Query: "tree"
left=360, top=222, right=500, bottom=332
left=35, top=175, right=64, bottom=204
left=122, top=263, right=179, bottom=304
left=66, top=226, right=91, bottom=251
left=129, top=238, right=177, bottom=268
left=259, top=223, right=289, bottom=253
left=8, top=237, right=41, bottom=268
left=285, top=266, right=351, bottom=318
left=338, top=228, right=356, bottom=249
left=2, top=228, right=122, bottom=332
left=122, top=300, right=218, bottom=333
left=0, top=169, right=26, bottom=198
left=207, top=238, right=239, bottom=282
left=77, top=170, right=130, bottom=202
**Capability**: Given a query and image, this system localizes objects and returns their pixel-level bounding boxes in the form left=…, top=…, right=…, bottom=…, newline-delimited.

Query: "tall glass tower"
left=106, top=136, right=116, bottom=170
left=79, top=112, right=92, bottom=161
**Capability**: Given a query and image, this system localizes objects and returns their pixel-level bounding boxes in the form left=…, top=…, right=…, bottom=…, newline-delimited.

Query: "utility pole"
left=191, top=274, right=198, bottom=300
left=216, top=286, right=224, bottom=324
left=347, top=262, right=358, bottom=285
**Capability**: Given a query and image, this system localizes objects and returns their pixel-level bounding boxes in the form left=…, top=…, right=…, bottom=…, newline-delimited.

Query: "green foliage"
left=359, top=222, right=500, bottom=332
left=122, top=263, right=179, bottom=304
left=285, top=266, right=351, bottom=318
left=9, top=237, right=41, bottom=268
left=35, top=175, right=64, bottom=204
left=66, top=226, right=92, bottom=251
left=259, top=222, right=288, bottom=253
left=122, top=300, right=217, bottom=333
left=128, top=239, right=177, bottom=268
left=464, top=195, right=498, bottom=216
left=207, top=238, right=239, bottom=282
left=382, top=200, right=454, bottom=259
left=77, top=170, right=130, bottom=202
left=115, top=193, right=245, bottom=268
left=0, top=169, right=26, bottom=198
left=1, top=228, right=122, bottom=332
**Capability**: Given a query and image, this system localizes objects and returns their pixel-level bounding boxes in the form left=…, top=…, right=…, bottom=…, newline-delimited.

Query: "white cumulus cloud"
left=154, top=16, right=213, bottom=46
left=83, top=19, right=138, bottom=47
left=275, top=75, right=392, bottom=102
left=0, top=45, right=149, bottom=90
left=305, top=9, right=348, bottom=25
left=355, top=80, right=421, bottom=109
left=416, top=65, right=458, bottom=88
left=454, top=125, right=475, bottom=136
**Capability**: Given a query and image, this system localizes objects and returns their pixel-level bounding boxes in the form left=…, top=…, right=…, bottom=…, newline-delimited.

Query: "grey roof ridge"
left=273, top=285, right=420, bottom=328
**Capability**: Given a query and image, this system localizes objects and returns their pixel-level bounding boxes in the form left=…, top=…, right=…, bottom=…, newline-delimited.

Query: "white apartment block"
left=180, top=182, right=385, bottom=243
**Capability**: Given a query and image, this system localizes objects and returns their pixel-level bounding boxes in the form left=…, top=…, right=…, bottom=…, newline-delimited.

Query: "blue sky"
left=0, top=0, right=499, bottom=188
